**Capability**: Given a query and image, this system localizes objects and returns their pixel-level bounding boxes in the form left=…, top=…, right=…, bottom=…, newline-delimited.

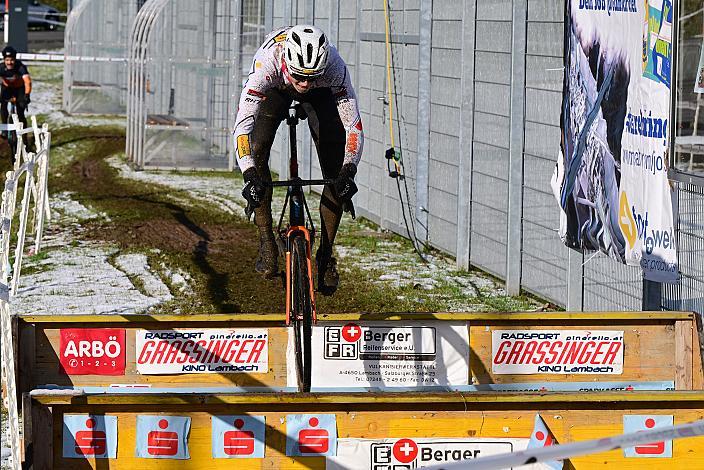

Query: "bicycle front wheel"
left=291, top=235, right=313, bottom=392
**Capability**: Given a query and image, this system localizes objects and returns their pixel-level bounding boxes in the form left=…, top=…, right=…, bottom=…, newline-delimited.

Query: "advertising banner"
left=554, top=0, right=678, bottom=282
left=135, top=415, right=190, bottom=459
left=211, top=415, right=265, bottom=459
left=135, top=329, right=268, bottom=374
left=59, top=329, right=126, bottom=375
left=491, top=330, right=624, bottom=374
left=286, top=414, right=337, bottom=457
left=623, top=415, right=674, bottom=458
left=302, top=322, right=469, bottom=389
left=63, top=415, right=118, bottom=459
left=327, top=437, right=554, bottom=469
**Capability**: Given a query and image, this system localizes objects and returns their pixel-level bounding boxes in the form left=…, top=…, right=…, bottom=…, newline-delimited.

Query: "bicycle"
left=1, top=100, right=18, bottom=164
left=245, top=103, right=354, bottom=392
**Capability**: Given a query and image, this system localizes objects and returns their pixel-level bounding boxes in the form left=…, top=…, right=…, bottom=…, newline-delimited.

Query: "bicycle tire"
left=291, top=235, right=313, bottom=392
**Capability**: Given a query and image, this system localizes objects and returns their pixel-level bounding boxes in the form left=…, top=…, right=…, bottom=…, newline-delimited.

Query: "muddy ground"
left=36, top=126, right=542, bottom=315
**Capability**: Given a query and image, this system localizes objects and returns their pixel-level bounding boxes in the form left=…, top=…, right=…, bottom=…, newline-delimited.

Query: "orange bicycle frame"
left=285, top=225, right=317, bottom=326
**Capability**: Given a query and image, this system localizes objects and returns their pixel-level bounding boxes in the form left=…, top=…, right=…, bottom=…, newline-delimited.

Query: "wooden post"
left=675, top=320, right=693, bottom=390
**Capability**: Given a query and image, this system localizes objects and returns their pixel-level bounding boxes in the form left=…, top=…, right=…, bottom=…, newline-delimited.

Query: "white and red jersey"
left=233, top=27, right=363, bottom=173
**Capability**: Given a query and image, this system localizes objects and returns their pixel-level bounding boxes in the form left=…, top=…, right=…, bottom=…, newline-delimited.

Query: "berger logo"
left=619, top=192, right=637, bottom=249
left=60, top=329, right=126, bottom=375
left=323, top=324, right=437, bottom=361
left=370, top=439, right=513, bottom=469
left=324, top=323, right=362, bottom=360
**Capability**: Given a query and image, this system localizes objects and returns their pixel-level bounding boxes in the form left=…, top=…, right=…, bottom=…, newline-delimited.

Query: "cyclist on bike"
left=0, top=46, right=31, bottom=137
left=234, top=25, right=363, bottom=295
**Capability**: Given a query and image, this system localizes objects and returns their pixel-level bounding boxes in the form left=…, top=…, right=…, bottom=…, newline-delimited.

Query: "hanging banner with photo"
left=696, top=40, right=704, bottom=94
left=553, top=0, right=678, bottom=282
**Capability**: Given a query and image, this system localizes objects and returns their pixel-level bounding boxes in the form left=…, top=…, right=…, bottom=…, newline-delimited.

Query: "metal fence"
left=63, top=0, right=139, bottom=115
left=258, top=0, right=702, bottom=318
left=125, top=0, right=244, bottom=170
left=67, top=0, right=704, bottom=320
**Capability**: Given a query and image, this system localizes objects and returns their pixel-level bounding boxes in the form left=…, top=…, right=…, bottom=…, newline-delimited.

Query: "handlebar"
left=245, top=177, right=355, bottom=220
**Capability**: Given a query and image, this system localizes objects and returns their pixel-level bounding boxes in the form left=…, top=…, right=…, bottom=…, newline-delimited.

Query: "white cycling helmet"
left=284, top=25, right=329, bottom=78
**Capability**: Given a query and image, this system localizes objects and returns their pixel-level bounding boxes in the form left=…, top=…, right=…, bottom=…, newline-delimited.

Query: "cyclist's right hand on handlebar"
left=242, top=168, right=267, bottom=211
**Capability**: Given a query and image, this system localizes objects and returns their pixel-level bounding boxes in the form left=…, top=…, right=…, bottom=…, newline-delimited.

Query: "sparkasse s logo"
left=369, top=439, right=513, bottom=469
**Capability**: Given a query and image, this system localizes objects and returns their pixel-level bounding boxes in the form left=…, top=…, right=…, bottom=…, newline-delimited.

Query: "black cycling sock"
left=319, top=186, right=343, bottom=259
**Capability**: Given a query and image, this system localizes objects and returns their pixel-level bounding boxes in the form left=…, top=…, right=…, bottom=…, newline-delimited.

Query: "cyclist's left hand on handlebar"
left=25, top=94, right=30, bottom=105
left=334, top=163, right=358, bottom=202
left=242, top=168, right=267, bottom=211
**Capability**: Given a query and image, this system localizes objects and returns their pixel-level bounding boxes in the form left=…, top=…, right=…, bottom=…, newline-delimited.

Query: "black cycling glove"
left=333, top=163, right=358, bottom=202
left=242, top=168, right=266, bottom=209
left=25, top=94, right=30, bottom=105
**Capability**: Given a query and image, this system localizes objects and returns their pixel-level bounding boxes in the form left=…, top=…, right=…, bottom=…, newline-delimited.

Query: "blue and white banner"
left=286, top=414, right=337, bottom=457
left=135, top=415, right=190, bottom=459
left=554, top=0, right=678, bottom=282
left=211, top=415, right=265, bottom=459
left=62, top=415, right=118, bottom=459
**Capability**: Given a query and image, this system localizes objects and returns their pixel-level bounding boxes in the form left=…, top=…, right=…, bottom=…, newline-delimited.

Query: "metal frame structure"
left=63, top=0, right=138, bottom=115
left=126, top=0, right=241, bottom=171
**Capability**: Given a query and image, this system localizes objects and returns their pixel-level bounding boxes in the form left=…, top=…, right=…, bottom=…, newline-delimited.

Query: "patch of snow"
left=14, top=241, right=167, bottom=314
left=113, top=253, right=173, bottom=300
left=50, top=191, right=101, bottom=222
left=13, top=194, right=174, bottom=315
left=161, top=263, right=193, bottom=294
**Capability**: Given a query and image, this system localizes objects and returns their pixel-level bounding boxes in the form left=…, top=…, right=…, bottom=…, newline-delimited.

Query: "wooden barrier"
left=16, top=311, right=704, bottom=469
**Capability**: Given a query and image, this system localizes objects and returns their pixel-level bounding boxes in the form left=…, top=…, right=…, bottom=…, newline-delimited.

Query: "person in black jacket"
left=0, top=46, right=32, bottom=137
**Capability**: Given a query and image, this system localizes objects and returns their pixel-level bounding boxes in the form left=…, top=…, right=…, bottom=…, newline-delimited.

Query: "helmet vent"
left=304, top=28, right=313, bottom=33
left=306, top=43, right=313, bottom=63
left=291, top=31, right=301, bottom=46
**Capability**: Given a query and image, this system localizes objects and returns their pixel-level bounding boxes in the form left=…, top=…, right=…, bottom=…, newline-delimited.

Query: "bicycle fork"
left=284, top=187, right=317, bottom=326
left=285, top=226, right=317, bottom=326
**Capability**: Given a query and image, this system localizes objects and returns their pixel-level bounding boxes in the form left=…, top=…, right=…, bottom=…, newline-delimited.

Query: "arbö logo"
left=63, top=336, right=122, bottom=360
left=59, top=328, right=126, bottom=375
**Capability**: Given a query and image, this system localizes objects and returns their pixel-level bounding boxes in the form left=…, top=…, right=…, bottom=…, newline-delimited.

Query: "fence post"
left=642, top=279, right=662, bottom=311
left=505, top=0, right=527, bottom=295
left=328, top=0, right=339, bottom=45
left=567, top=248, right=584, bottom=311
left=456, top=0, right=477, bottom=269
left=264, top=0, right=273, bottom=32
left=415, top=0, right=432, bottom=244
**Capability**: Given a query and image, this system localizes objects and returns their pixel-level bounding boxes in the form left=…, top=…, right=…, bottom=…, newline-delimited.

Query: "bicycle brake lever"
left=245, top=203, right=254, bottom=221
